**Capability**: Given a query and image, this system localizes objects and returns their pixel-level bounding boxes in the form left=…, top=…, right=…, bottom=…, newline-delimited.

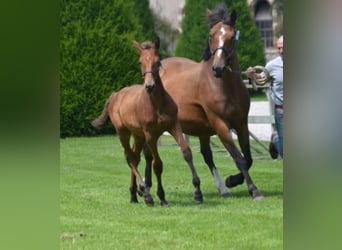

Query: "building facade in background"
left=247, top=0, right=283, bottom=60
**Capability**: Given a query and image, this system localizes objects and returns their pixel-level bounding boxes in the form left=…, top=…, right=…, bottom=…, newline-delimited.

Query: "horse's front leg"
left=169, top=123, right=203, bottom=203
left=131, top=135, right=154, bottom=206
left=145, top=135, right=168, bottom=207
left=119, top=133, right=154, bottom=206
left=116, top=131, right=139, bottom=203
left=129, top=171, right=138, bottom=203
left=142, top=143, right=153, bottom=191
left=226, top=123, right=253, bottom=189
left=215, top=122, right=264, bottom=200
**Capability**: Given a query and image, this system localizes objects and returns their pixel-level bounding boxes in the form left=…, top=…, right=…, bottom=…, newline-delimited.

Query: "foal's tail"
left=91, top=92, right=116, bottom=129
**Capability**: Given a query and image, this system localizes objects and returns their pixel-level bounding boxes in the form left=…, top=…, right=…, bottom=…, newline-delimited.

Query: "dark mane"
left=207, top=3, right=231, bottom=27
left=202, top=44, right=211, bottom=61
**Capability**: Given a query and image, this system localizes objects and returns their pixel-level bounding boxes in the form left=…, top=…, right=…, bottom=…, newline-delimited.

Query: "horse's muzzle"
left=145, top=83, right=155, bottom=93
left=212, top=66, right=225, bottom=78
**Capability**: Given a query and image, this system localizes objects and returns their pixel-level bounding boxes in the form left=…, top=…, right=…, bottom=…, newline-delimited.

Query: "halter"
left=142, top=70, right=154, bottom=77
left=209, top=30, right=239, bottom=67
left=142, top=60, right=161, bottom=77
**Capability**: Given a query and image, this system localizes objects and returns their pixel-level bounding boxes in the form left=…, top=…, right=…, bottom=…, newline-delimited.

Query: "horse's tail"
left=91, top=92, right=116, bottom=129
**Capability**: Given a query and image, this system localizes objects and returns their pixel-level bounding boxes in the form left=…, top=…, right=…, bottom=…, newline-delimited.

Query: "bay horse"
left=91, top=38, right=203, bottom=206
left=144, top=4, right=264, bottom=199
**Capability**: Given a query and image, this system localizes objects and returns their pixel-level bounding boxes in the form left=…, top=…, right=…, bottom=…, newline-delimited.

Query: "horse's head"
left=133, top=37, right=161, bottom=93
left=206, top=4, right=237, bottom=78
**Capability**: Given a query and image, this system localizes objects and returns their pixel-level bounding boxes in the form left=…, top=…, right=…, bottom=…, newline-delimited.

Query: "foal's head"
left=133, top=37, right=161, bottom=93
left=205, top=4, right=238, bottom=78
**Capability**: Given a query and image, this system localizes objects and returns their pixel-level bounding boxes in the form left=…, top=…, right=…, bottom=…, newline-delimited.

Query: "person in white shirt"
left=247, top=35, right=283, bottom=159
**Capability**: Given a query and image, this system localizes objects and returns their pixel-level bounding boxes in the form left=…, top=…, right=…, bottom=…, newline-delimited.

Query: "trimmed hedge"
left=175, top=0, right=265, bottom=71
left=60, top=0, right=156, bottom=137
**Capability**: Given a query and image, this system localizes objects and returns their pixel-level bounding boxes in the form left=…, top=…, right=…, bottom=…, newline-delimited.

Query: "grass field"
left=60, top=135, right=283, bottom=249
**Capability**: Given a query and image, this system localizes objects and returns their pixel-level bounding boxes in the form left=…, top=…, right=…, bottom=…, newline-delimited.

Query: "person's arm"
left=246, top=67, right=263, bottom=79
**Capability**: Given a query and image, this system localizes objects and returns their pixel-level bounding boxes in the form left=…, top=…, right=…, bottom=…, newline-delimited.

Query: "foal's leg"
left=118, top=132, right=154, bottom=205
left=169, top=124, right=203, bottom=203
left=216, top=123, right=263, bottom=199
left=143, top=143, right=153, bottom=190
left=199, top=135, right=230, bottom=197
left=129, top=171, right=138, bottom=203
left=145, top=136, right=168, bottom=207
left=131, top=136, right=147, bottom=189
left=226, top=123, right=253, bottom=188
left=129, top=136, right=146, bottom=203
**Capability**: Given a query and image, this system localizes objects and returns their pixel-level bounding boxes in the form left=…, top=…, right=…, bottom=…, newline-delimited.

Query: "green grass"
left=60, top=135, right=283, bottom=249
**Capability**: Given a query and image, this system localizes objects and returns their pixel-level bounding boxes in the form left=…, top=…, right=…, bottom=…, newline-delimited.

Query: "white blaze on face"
left=217, top=27, right=226, bottom=57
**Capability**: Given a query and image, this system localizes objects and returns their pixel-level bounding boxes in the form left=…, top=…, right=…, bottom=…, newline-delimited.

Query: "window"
left=255, top=1, right=273, bottom=48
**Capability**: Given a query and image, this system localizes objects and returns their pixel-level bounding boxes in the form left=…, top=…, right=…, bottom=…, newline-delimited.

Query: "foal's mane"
left=202, top=3, right=234, bottom=61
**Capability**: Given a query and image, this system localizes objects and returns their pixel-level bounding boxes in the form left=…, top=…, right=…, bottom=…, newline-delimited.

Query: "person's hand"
left=246, top=67, right=256, bottom=78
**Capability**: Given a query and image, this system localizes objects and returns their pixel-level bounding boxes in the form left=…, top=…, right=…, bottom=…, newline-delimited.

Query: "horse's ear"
left=154, top=37, right=160, bottom=51
left=230, top=10, right=237, bottom=26
left=206, top=8, right=213, bottom=18
left=132, top=40, right=142, bottom=53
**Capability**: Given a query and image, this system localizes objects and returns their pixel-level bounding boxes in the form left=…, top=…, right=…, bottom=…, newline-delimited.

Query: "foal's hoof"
left=194, top=191, right=203, bottom=204
left=144, top=194, right=154, bottom=206
left=160, top=200, right=169, bottom=207
left=225, top=175, right=244, bottom=188
left=130, top=197, right=138, bottom=203
left=138, top=183, right=146, bottom=197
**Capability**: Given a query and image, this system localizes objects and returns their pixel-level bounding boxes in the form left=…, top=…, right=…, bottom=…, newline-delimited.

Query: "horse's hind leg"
left=169, top=125, right=203, bottom=203
left=145, top=136, right=168, bottom=207
left=199, top=135, right=230, bottom=197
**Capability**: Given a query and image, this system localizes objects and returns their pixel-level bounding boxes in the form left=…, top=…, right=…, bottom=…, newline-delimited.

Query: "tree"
left=60, top=0, right=156, bottom=137
left=175, top=0, right=265, bottom=70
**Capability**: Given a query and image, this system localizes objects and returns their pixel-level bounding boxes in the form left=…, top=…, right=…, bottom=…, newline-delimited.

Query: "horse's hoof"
left=194, top=199, right=203, bottom=204
left=220, top=191, right=231, bottom=198
left=248, top=185, right=264, bottom=200
left=194, top=191, right=203, bottom=204
left=160, top=200, right=168, bottom=207
left=252, top=191, right=265, bottom=200
left=218, top=185, right=231, bottom=197
left=145, top=200, right=154, bottom=206
left=130, top=198, right=138, bottom=204
left=253, top=195, right=265, bottom=201
left=225, top=175, right=244, bottom=188
left=194, top=193, right=203, bottom=204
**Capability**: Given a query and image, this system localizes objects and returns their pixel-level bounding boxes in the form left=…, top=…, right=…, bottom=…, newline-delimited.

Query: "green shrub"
left=60, top=0, right=156, bottom=137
